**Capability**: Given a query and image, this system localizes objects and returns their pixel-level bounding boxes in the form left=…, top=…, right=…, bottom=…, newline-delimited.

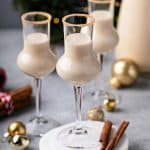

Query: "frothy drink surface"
left=65, top=33, right=92, bottom=58
left=26, top=33, right=48, bottom=43
left=24, top=33, right=50, bottom=53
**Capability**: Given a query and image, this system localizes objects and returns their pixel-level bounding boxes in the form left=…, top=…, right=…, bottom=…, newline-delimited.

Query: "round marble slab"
left=39, top=121, right=129, bottom=150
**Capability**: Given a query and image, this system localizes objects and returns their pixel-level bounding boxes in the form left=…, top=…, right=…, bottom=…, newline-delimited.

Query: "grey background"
left=0, top=0, right=21, bottom=28
left=0, top=1, right=150, bottom=150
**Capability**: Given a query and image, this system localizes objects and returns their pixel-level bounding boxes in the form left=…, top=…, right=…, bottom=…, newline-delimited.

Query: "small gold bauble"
left=112, top=59, right=139, bottom=86
left=11, top=135, right=30, bottom=150
left=110, top=77, right=122, bottom=89
left=4, top=132, right=11, bottom=139
left=83, top=7, right=88, bottom=12
left=8, top=121, right=26, bottom=137
left=115, top=1, right=121, bottom=7
left=53, top=17, right=60, bottom=24
left=87, top=106, right=104, bottom=121
left=4, top=132, right=11, bottom=143
left=103, top=98, right=116, bottom=112
left=12, top=135, right=22, bottom=145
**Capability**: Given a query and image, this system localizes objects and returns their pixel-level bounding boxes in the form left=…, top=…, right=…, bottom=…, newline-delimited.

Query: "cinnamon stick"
left=100, top=120, right=112, bottom=150
left=0, top=85, right=32, bottom=109
left=0, top=85, right=32, bottom=117
left=0, top=111, right=6, bottom=117
left=9, top=84, right=32, bottom=102
left=0, top=99, right=31, bottom=116
left=105, top=121, right=129, bottom=150
left=14, top=97, right=32, bottom=111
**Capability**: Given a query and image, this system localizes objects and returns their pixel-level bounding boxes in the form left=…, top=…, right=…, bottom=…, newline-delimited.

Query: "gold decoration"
left=110, top=77, right=121, bottom=89
left=4, top=132, right=11, bottom=143
left=4, top=132, right=11, bottom=138
left=83, top=7, right=88, bottom=13
left=4, top=121, right=29, bottom=150
left=53, top=17, right=60, bottom=24
left=87, top=106, right=104, bottom=121
left=115, top=2, right=121, bottom=7
left=112, top=59, right=139, bottom=87
left=8, top=121, right=26, bottom=137
left=103, top=98, right=116, bottom=112
left=11, top=135, right=30, bottom=150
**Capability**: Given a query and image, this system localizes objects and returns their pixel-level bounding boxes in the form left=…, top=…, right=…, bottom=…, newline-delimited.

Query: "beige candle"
left=116, top=0, right=150, bottom=73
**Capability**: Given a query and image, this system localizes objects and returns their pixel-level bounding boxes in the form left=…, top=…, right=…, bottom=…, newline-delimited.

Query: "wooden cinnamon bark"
left=0, top=85, right=32, bottom=117
left=100, top=120, right=112, bottom=150
left=9, top=84, right=32, bottom=102
left=105, top=121, right=129, bottom=150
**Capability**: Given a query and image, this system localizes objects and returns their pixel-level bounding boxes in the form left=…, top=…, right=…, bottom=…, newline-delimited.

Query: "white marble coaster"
left=39, top=121, right=129, bottom=150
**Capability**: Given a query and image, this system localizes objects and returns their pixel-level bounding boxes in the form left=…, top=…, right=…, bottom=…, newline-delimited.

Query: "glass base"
left=27, top=116, right=60, bottom=137
left=85, top=89, right=115, bottom=100
left=58, top=126, right=99, bottom=149
left=91, top=90, right=106, bottom=100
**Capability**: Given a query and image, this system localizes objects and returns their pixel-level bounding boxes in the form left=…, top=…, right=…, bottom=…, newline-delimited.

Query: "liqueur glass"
left=86, top=0, right=119, bottom=100
left=56, top=13, right=100, bottom=149
left=17, top=12, right=58, bottom=137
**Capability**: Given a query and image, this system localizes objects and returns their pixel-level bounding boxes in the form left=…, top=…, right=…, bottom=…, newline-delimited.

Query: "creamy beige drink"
left=116, top=0, right=150, bottom=73
left=56, top=33, right=99, bottom=85
left=91, top=11, right=119, bottom=53
left=17, top=33, right=57, bottom=78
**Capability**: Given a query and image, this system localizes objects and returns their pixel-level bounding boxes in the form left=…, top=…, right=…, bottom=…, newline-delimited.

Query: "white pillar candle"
left=116, top=0, right=150, bottom=73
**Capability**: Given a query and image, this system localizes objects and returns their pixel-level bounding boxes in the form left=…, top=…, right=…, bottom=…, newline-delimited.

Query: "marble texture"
left=0, top=29, right=150, bottom=150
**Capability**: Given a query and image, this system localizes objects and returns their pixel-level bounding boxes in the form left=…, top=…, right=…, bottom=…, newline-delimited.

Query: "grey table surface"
left=0, top=29, right=150, bottom=150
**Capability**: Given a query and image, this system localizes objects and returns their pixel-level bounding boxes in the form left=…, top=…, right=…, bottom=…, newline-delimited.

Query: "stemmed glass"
left=86, top=0, right=119, bottom=99
left=56, top=14, right=100, bottom=149
left=17, top=12, right=58, bottom=137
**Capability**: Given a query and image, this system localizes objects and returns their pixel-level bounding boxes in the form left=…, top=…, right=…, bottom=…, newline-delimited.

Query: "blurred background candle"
left=116, top=0, right=150, bottom=73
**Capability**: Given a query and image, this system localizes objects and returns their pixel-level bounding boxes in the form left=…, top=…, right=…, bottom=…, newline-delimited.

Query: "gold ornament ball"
left=53, top=17, right=60, bottom=24
left=8, top=121, right=26, bottom=137
left=112, top=59, right=139, bottom=86
left=4, top=132, right=11, bottom=143
left=87, top=106, right=104, bottom=121
left=11, top=135, right=30, bottom=150
left=103, top=98, right=116, bottom=112
left=83, top=7, right=88, bottom=12
left=110, top=77, right=122, bottom=89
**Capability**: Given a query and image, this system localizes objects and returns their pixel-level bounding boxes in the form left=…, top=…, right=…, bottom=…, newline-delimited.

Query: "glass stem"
left=74, top=86, right=82, bottom=130
left=95, top=54, right=104, bottom=93
left=97, top=53, right=111, bottom=96
left=97, top=53, right=104, bottom=71
left=35, top=78, right=42, bottom=118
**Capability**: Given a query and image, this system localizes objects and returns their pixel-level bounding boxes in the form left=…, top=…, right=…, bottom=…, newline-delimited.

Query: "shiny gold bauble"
left=11, top=135, right=30, bottom=150
left=103, top=98, right=116, bottom=111
left=8, top=121, right=26, bottom=137
left=4, top=132, right=11, bottom=143
left=83, top=7, right=88, bottom=12
left=53, top=17, right=60, bottom=24
left=112, top=59, right=139, bottom=86
left=110, top=77, right=122, bottom=89
left=87, top=106, right=104, bottom=121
